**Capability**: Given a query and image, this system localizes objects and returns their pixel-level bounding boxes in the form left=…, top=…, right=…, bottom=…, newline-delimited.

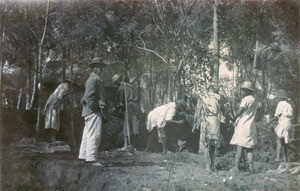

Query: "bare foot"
left=91, top=162, right=104, bottom=167
left=117, top=146, right=128, bottom=151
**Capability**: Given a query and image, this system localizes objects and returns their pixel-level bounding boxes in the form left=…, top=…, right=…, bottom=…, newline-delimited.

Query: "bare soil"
left=1, top=108, right=300, bottom=191
left=1, top=143, right=300, bottom=191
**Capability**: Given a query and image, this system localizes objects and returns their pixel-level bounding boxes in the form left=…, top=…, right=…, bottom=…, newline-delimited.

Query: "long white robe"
left=230, top=95, right=258, bottom=148
left=44, top=83, right=69, bottom=131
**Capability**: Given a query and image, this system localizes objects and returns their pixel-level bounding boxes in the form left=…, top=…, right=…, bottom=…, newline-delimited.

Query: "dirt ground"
left=1, top=108, right=300, bottom=191
left=1, top=142, right=300, bottom=191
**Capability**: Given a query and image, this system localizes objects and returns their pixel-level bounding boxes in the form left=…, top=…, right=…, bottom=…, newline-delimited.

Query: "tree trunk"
left=149, top=59, right=154, bottom=109
left=62, top=47, right=67, bottom=81
left=29, top=59, right=38, bottom=110
left=35, top=0, right=50, bottom=141
left=176, top=60, right=183, bottom=100
left=0, top=9, right=5, bottom=107
left=296, top=6, right=300, bottom=123
left=70, top=48, right=76, bottom=149
left=25, top=73, right=31, bottom=110
left=212, top=0, right=219, bottom=84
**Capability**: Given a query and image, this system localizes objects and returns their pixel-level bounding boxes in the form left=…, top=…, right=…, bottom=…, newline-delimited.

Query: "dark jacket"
left=81, top=72, right=107, bottom=117
left=115, top=82, right=139, bottom=117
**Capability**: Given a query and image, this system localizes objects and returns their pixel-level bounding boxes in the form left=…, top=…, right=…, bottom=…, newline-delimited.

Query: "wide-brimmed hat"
left=112, top=74, right=122, bottom=83
left=277, top=90, right=287, bottom=99
left=89, top=58, right=106, bottom=68
left=240, top=81, right=254, bottom=91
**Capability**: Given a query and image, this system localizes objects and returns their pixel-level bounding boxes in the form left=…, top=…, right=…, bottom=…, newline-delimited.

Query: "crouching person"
left=146, top=100, right=187, bottom=153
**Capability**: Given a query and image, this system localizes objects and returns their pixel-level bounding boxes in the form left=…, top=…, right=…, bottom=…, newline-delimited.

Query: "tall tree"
left=35, top=0, right=50, bottom=141
left=211, top=0, right=219, bottom=84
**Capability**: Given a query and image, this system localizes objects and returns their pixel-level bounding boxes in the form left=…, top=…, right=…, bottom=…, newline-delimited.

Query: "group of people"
left=44, top=57, right=296, bottom=170
left=193, top=80, right=295, bottom=173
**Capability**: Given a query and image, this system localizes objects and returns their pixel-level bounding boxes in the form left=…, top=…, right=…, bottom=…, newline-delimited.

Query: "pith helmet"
left=240, top=81, right=254, bottom=91
left=277, top=90, right=287, bottom=99
left=89, top=58, right=106, bottom=68
left=112, top=74, right=122, bottom=83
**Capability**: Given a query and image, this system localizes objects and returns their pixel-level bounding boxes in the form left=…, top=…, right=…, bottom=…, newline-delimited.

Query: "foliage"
left=1, top=0, right=299, bottom=116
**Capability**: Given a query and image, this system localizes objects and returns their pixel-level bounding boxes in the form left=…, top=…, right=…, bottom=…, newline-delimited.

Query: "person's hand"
left=178, top=119, right=185, bottom=124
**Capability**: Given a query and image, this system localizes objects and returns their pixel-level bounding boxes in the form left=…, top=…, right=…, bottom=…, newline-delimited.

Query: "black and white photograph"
left=0, top=0, right=300, bottom=190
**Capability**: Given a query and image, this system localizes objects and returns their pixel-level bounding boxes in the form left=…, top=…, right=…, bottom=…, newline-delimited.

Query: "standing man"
left=230, top=81, right=258, bottom=173
left=44, top=79, right=73, bottom=142
left=78, top=57, right=108, bottom=166
left=268, top=90, right=294, bottom=162
left=193, top=84, right=221, bottom=172
left=112, top=74, right=140, bottom=153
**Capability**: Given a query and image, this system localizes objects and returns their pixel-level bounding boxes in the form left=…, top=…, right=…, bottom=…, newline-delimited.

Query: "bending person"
left=146, top=100, right=187, bottom=153
left=44, top=79, right=73, bottom=142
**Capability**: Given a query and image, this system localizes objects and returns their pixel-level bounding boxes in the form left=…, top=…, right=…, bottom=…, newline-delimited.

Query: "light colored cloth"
left=78, top=112, right=102, bottom=162
left=193, top=93, right=220, bottom=151
left=202, top=92, right=221, bottom=139
left=274, top=101, right=294, bottom=144
left=230, top=95, right=258, bottom=148
left=79, top=71, right=106, bottom=162
left=44, top=83, right=69, bottom=131
left=146, top=102, right=177, bottom=139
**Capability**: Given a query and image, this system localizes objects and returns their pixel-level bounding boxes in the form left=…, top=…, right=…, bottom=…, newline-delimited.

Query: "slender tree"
left=35, top=0, right=50, bottom=141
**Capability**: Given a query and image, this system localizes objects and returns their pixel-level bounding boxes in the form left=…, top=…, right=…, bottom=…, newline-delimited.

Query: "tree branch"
left=136, top=46, right=167, bottom=63
left=137, top=34, right=167, bottom=63
left=26, top=23, right=39, bottom=42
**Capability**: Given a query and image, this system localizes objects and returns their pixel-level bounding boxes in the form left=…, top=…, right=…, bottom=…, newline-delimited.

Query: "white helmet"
left=112, top=74, right=121, bottom=83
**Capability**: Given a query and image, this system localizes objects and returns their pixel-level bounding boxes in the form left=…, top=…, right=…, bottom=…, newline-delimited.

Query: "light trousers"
left=79, top=112, right=102, bottom=162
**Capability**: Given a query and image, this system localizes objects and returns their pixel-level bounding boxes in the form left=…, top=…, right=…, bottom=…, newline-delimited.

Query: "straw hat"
left=89, top=58, right=106, bottom=68
left=240, top=81, right=254, bottom=91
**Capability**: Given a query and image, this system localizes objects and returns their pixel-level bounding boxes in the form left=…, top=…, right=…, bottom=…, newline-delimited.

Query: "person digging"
left=112, top=74, right=140, bottom=154
left=192, top=84, right=221, bottom=172
left=229, top=81, right=259, bottom=173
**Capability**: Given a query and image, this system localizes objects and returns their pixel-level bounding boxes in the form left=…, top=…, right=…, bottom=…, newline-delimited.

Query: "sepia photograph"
left=0, top=0, right=300, bottom=190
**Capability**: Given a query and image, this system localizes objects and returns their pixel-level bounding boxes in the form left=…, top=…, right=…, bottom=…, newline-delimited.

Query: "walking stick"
left=70, top=88, right=76, bottom=149
left=124, top=83, right=133, bottom=153
left=212, top=124, right=220, bottom=171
